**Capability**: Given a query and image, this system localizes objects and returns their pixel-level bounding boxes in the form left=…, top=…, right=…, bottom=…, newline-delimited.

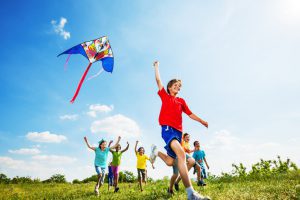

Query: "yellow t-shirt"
left=136, top=153, right=149, bottom=169
left=182, top=140, right=191, bottom=154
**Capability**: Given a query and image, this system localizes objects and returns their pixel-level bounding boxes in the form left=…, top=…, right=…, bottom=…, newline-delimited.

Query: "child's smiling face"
left=184, top=134, right=190, bottom=143
left=138, top=147, right=144, bottom=155
left=116, top=144, right=121, bottom=152
left=168, top=81, right=181, bottom=95
left=100, top=141, right=107, bottom=150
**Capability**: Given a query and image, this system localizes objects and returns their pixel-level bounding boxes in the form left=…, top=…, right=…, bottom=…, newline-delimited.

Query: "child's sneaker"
left=197, top=180, right=206, bottom=186
left=174, top=183, right=179, bottom=191
left=188, top=191, right=211, bottom=200
left=150, top=145, right=158, bottom=163
left=94, top=185, right=99, bottom=196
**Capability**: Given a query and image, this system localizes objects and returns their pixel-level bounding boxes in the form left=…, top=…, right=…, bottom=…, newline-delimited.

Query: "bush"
left=43, top=174, right=67, bottom=183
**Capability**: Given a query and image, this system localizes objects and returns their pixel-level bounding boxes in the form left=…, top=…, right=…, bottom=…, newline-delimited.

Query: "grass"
left=0, top=176, right=299, bottom=200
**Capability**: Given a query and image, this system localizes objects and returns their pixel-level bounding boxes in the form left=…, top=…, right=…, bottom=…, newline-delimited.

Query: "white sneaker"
left=94, top=184, right=99, bottom=196
left=188, top=191, right=211, bottom=200
left=150, top=145, right=158, bottom=163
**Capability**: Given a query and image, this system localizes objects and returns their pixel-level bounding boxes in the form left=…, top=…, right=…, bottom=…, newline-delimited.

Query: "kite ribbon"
left=64, top=54, right=72, bottom=71
left=70, top=62, right=92, bottom=103
left=87, top=68, right=104, bottom=81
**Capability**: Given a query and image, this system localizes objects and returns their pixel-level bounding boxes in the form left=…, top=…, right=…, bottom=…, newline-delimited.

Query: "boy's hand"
left=136, top=140, right=139, bottom=144
left=202, top=120, right=208, bottom=128
left=127, top=142, right=129, bottom=145
left=153, top=61, right=159, bottom=68
left=109, top=140, right=113, bottom=144
left=118, top=136, right=121, bottom=140
left=84, top=136, right=87, bottom=141
left=207, top=165, right=210, bottom=170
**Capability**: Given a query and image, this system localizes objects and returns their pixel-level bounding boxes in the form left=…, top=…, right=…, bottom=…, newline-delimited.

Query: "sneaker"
left=174, top=183, right=179, bottom=191
left=150, top=145, right=158, bottom=163
left=188, top=191, right=211, bottom=200
left=167, top=187, right=174, bottom=195
left=197, top=180, right=207, bottom=186
left=114, top=187, right=119, bottom=193
left=94, top=185, right=99, bottom=196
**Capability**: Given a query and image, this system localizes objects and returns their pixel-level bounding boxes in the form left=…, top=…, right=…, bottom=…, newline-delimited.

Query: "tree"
left=0, top=173, right=10, bottom=184
left=43, top=174, right=67, bottom=183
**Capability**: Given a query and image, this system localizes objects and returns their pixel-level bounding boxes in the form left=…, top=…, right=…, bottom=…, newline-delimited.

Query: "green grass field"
left=1, top=176, right=299, bottom=200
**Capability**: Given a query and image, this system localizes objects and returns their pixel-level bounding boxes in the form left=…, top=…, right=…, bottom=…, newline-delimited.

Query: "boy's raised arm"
left=189, top=113, right=208, bottom=128
left=84, top=136, right=96, bottom=151
left=153, top=61, right=163, bottom=90
left=121, top=142, right=130, bottom=153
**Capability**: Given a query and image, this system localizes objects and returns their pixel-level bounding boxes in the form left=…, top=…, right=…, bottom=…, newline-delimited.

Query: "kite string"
left=70, top=62, right=92, bottom=103
left=87, top=68, right=104, bottom=81
left=64, top=54, right=72, bottom=71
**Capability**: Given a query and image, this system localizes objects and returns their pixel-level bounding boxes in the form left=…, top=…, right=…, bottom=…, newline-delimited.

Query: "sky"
left=0, top=0, right=299, bottom=181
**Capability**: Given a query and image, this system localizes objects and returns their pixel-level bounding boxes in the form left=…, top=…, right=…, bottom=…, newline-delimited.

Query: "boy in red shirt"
left=150, top=61, right=210, bottom=200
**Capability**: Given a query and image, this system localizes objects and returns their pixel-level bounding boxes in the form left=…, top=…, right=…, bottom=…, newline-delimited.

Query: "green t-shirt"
left=112, top=151, right=123, bottom=166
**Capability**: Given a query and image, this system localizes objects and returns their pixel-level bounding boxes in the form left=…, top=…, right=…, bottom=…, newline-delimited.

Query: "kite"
left=58, top=36, right=114, bottom=103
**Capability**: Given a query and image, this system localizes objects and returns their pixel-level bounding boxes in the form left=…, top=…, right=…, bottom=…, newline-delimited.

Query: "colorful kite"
left=58, top=36, right=114, bottom=103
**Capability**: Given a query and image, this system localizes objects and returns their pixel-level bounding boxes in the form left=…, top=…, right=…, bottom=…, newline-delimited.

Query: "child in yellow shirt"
left=135, top=141, right=154, bottom=191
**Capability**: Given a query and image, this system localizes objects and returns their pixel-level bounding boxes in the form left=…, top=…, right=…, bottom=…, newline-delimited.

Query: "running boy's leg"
left=170, top=140, right=191, bottom=188
left=157, top=151, right=175, bottom=166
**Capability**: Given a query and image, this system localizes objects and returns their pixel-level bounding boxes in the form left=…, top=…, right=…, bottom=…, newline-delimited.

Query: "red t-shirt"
left=158, top=88, right=192, bottom=132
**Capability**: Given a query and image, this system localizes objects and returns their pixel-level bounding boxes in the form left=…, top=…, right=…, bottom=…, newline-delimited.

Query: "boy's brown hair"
left=167, top=79, right=182, bottom=94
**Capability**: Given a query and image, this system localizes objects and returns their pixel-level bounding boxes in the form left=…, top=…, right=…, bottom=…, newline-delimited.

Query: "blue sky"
left=0, top=0, right=299, bottom=181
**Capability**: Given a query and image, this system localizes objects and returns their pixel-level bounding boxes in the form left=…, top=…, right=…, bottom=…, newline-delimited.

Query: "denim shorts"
left=95, top=166, right=106, bottom=184
left=161, top=125, right=182, bottom=159
left=172, top=153, right=193, bottom=175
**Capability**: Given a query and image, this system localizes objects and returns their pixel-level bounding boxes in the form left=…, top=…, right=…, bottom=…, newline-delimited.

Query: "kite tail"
left=87, top=68, right=104, bottom=81
left=64, top=54, right=72, bottom=71
left=70, top=62, right=92, bottom=103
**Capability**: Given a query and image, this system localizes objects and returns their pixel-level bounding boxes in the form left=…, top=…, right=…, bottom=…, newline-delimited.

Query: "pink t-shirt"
left=158, top=88, right=192, bottom=132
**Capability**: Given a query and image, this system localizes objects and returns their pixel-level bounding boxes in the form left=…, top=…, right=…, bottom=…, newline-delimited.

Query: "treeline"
left=0, top=170, right=153, bottom=184
left=1, top=156, right=298, bottom=184
left=208, top=156, right=299, bottom=182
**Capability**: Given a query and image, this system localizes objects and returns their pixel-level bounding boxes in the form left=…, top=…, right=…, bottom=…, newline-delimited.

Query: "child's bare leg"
left=138, top=177, right=143, bottom=191
left=97, top=174, right=102, bottom=187
left=158, top=151, right=174, bottom=166
left=170, top=140, right=191, bottom=188
left=169, top=173, right=179, bottom=191
left=175, top=157, right=195, bottom=184
left=115, top=174, right=119, bottom=188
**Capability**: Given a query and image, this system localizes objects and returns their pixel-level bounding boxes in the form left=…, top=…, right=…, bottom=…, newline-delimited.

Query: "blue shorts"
left=161, top=125, right=182, bottom=159
left=201, top=167, right=207, bottom=179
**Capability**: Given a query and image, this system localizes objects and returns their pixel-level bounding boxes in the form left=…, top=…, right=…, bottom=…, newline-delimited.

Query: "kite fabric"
left=58, top=36, right=114, bottom=103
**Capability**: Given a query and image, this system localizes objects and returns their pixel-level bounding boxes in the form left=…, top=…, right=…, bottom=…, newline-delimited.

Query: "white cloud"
left=26, top=131, right=67, bottom=143
left=9, top=148, right=41, bottom=155
left=0, top=157, right=25, bottom=169
left=51, top=17, right=70, bottom=40
left=90, top=114, right=140, bottom=137
left=32, top=155, right=76, bottom=164
left=87, top=104, right=113, bottom=117
left=59, top=114, right=79, bottom=121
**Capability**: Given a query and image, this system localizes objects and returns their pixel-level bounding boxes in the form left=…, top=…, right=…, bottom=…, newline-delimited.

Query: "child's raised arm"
left=153, top=61, right=163, bottom=90
left=189, top=113, right=208, bottom=128
left=134, top=141, right=138, bottom=154
left=109, top=136, right=121, bottom=150
left=108, top=140, right=114, bottom=152
left=121, top=142, right=130, bottom=153
left=84, top=136, right=96, bottom=151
